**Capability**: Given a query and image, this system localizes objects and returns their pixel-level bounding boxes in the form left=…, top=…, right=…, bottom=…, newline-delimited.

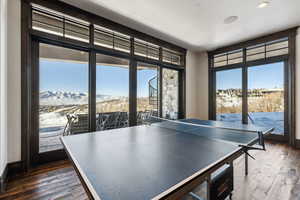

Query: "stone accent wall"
left=162, top=69, right=178, bottom=119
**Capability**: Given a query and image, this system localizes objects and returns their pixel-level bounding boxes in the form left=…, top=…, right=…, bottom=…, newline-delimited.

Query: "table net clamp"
left=239, top=128, right=274, bottom=175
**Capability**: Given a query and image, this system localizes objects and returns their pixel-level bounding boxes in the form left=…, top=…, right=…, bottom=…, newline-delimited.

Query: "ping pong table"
left=61, top=118, right=274, bottom=200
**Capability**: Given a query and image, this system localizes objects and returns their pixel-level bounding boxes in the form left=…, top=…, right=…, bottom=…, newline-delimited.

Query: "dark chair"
left=137, top=111, right=143, bottom=125
left=102, top=112, right=120, bottom=130
left=96, top=112, right=109, bottom=131
left=63, top=114, right=76, bottom=136
left=63, top=113, right=89, bottom=135
left=117, top=112, right=128, bottom=128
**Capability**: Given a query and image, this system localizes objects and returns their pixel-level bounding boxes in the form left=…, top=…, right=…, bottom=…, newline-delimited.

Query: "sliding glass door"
left=37, top=43, right=89, bottom=160
left=214, top=61, right=287, bottom=138
left=248, top=62, right=285, bottom=135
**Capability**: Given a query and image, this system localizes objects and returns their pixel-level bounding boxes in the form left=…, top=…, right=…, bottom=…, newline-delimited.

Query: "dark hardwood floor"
left=0, top=142, right=299, bottom=200
left=0, top=161, right=88, bottom=200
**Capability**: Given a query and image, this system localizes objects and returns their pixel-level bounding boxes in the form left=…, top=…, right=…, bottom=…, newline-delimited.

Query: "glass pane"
left=214, top=60, right=227, bottom=67
left=65, top=21, right=89, bottom=43
left=246, top=46, right=265, bottom=55
left=266, top=48, right=289, bottom=58
left=32, top=8, right=90, bottom=43
left=216, top=69, right=242, bottom=123
left=248, top=62, right=284, bottom=134
left=266, top=40, right=288, bottom=51
left=137, top=62, right=160, bottom=125
left=162, top=68, right=179, bottom=119
left=162, top=48, right=181, bottom=65
left=247, top=53, right=265, bottom=61
left=94, top=26, right=130, bottom=53
left=39, top=43, right=89, bottom=153
left=228, top=51, right=242, bottom=60
left=96, top=54, right=129, bottom=131
left=246, top=45, right=265, bottom=61
left=134, top=39, right=159, bottom=60
left=94, top=30, right=114, bottom=48
left=32, top=10, right=63, bottom=36
left=214, top=54, right=227, bottom=63
left=114, top=36, right=131, bottom=53
left=228, top=57, right=243, bottom=65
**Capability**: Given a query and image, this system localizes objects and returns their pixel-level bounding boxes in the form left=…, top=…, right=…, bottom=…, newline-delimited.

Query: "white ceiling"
left=61, top=0, right=300, bottom=51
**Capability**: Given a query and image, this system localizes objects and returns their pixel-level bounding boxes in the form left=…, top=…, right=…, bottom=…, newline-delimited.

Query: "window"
left=134, top=39, right=159, bottom=60
left=246, top=38, right=288, bottom=62
left=137, top=62, right=160, bottom=125
left=32, top=5, right=90, bottom=43
left=162, top=48, right=183, bottom=65
left=94, top=26, right=131, bottom=53
left=213, top=38, right=289, bottom=68
left=213, top=49, right=243, bottom=67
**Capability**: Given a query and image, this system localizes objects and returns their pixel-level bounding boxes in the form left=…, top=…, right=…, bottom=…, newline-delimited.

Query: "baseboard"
left=265, top=134, right=288, bottom=143
left=295, top=139, right=300, bottom=149
left=0, top=161, right=24, bottom=194
left=0, top=165, right=8, bottom=194
left=7, top=161, right=24, bottom=178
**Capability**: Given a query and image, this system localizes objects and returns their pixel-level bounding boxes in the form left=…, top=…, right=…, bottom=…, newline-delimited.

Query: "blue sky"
left=216, top=62, right=284, bottom=90
left=40, top=60, right=284, bottom=96
left=40, top=60, right=157, bottom=97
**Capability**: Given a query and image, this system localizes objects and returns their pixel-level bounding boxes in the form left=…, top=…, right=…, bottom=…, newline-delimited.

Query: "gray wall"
left=0, top=0, right=8, bottom=175
left=186, top=51, right=209, bottom=119
left=296, top=28, right=300, bottom=139
left=7, top=0, right=21, bottom=164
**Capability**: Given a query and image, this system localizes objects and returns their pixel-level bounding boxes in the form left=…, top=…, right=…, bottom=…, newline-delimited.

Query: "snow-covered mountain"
left=40, top=91, right=116, bottom=105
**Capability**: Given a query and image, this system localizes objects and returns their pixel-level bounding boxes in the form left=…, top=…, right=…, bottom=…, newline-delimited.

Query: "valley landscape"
left=39, top=91, right=157, bottom=152
left=216, top=88, right=284, bottom=133
left=39, top=91, right=156, bottom=128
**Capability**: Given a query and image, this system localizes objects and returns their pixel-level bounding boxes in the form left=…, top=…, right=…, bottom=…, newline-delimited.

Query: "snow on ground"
left=40, top=91, right=117, bottom=105
left=39, top=111, right=66, bottom=152
left=217, top=112, right=284, bottom=134
left=39, top=112, right=67, bottom=129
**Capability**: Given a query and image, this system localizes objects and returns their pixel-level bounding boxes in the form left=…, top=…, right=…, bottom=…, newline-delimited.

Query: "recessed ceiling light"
left=258, top=1, right=270, bottom=8
left=224, top=16, right=238, bottom=24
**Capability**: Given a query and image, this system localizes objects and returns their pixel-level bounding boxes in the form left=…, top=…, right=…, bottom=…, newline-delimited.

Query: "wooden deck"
left=39, top=129, right=64, bottom=153
left=1, top=142, right=300, bottom=200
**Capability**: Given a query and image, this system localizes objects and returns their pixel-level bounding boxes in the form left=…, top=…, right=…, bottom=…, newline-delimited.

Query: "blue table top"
left=61, top=118, right=272, bottom=200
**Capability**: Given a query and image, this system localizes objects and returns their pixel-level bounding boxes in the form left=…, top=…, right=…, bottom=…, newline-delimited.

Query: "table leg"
left=207, top=175, right=211, bottom=200
left=245, top=152, right=248, bottom=176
